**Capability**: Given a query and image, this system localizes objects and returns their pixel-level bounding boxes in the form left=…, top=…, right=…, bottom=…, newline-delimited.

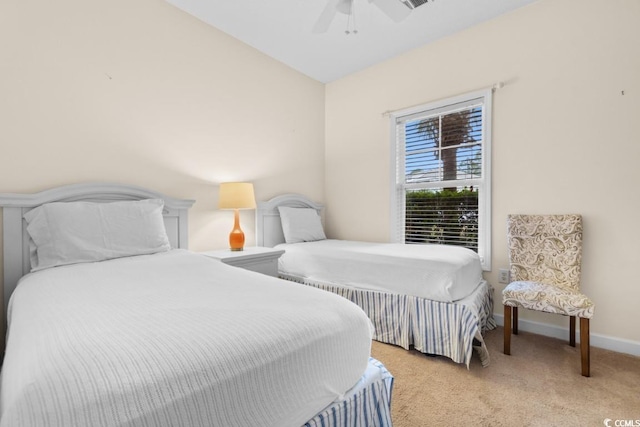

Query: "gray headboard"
left=0, top=183, right=195, bottom=312
left=256, top=193, right=324, bottom=248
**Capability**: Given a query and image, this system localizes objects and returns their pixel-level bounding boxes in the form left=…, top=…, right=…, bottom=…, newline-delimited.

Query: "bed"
left=256, top=193, right=497, bottom=368
left=0, top=183, right=393, bottom=427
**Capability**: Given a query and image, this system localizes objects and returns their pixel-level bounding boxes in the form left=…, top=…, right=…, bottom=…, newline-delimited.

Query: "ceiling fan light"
left=336, top=0, right=353, bottom=15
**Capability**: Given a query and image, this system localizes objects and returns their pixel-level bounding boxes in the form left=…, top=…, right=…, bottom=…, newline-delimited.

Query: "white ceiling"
left=165, top=0, right=537, bottom=83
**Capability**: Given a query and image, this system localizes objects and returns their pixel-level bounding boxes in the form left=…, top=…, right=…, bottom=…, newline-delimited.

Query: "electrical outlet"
left=498, top=268, right=510, bottom=284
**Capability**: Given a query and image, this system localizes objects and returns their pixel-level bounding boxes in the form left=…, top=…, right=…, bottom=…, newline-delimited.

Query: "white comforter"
left=0, top=250, right=373, bottom=427
left=277, top=240, right=483, bottom=302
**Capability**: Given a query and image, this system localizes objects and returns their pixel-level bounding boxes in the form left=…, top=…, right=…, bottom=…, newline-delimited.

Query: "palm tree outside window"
left=390, top=89, right=492, bottom=270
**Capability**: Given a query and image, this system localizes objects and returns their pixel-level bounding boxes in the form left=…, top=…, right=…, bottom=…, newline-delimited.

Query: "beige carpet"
left=370, top=327, right=640, bottom=427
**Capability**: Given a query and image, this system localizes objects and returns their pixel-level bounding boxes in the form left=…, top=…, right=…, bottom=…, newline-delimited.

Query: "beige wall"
left=325, top=0, right=640, bottom=344
left=0, top=0, right=325, bottom=253
left=0, top=0, right=325, bottom=332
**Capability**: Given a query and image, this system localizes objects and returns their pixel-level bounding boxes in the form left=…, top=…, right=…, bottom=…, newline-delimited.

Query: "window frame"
left=389, top=88, right=492, bottom=271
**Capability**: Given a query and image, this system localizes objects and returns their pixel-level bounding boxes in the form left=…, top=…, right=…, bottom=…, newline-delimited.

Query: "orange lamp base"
left=229, top=209, right=245, bottom=251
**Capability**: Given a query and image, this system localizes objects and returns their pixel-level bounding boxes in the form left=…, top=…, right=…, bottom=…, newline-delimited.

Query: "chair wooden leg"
left=580, top=317, right=590, bottom=377
left=504, top=305, right=511, bottom=355
left=570, top=316, right=576, bottom=347
left=513, top=306, right=519, bottom=335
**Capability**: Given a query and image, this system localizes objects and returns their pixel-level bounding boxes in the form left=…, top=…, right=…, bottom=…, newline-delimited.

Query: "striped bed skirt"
left=281, top=275, right=496, bottom=368
left=304, top=358, right=393, bottom=427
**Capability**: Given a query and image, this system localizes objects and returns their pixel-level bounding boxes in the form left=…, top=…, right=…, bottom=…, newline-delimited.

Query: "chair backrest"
left=507, top=214, right=582, bottom=291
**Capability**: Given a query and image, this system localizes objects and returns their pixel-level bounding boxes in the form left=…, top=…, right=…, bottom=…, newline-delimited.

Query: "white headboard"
left=0, top=183, right=195, bottom=312
left=256, top=194, right=324, bottom=248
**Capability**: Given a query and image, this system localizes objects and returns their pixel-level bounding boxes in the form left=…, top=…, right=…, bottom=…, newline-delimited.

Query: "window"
left=390, top=89, right=492, bottom=270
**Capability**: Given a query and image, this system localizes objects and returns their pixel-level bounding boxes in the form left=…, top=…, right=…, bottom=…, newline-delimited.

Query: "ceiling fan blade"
left=312, top=0, right=341, bottom=34
left=369, top=0, right=412, bottom=22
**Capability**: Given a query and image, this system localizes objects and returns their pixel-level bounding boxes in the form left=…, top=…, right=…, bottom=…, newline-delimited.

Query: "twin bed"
left=0, top=184, right=496, bottom=426
left=257, top=194, right=496, bottom=368
left=0, top=184, right=392, bottom=427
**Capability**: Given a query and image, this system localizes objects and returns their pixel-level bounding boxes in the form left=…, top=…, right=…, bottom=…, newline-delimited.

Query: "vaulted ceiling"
left=166, top=0, right=537, bottom=83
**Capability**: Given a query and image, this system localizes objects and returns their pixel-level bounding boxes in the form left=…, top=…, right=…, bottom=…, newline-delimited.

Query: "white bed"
left=0, top=183, right=393, bottom=427
left=257, top=193, right=497, bottom=367
left=277, top=239, right=483, bottom=303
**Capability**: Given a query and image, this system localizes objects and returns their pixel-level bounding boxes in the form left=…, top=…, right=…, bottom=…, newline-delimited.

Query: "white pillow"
left=278, top=206, right=326, bottom=244
left=24, top=199, right=171, bottom=271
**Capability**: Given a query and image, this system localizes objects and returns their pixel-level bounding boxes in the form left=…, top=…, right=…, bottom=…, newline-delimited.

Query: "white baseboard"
left=493, top=314, right=640, bottom=357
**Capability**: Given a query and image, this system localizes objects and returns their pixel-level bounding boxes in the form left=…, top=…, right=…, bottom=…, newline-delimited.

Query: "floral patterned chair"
left=502, top=214, right=594, bottom=376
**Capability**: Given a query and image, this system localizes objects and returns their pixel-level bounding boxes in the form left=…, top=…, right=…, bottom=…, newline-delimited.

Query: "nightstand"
left=200, top=247, right=285, bottom=277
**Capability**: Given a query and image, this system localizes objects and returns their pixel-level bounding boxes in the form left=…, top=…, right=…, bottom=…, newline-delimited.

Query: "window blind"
left=391, top=91, right=492, bottom=269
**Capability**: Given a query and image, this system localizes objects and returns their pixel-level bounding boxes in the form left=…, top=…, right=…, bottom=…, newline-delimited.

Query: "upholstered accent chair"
left=503, top=214, right=594, bottom=376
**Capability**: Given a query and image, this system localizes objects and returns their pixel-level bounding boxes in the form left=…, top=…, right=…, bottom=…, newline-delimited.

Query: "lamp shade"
left=218, top=182, right=256, bottom=210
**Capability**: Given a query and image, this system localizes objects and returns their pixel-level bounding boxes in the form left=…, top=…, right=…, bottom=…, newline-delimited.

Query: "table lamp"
left=218, top=182, right=256, bottom=251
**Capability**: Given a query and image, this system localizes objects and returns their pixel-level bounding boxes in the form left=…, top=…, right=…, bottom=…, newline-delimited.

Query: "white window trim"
left=389, top=88, right=492, bottom=271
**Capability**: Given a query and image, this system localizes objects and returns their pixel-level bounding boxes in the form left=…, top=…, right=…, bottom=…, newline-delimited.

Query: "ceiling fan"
left=312, top=0, right=429, bottom=34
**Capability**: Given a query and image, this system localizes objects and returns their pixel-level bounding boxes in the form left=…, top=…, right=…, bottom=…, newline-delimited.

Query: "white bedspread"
left=277, top=240, right=483, bottom=302
left=0, top=250, right=373, bottom=427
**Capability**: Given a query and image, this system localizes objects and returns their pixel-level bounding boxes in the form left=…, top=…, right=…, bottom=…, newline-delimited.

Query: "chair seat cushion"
left=503, top=281, right=594, bottom=319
